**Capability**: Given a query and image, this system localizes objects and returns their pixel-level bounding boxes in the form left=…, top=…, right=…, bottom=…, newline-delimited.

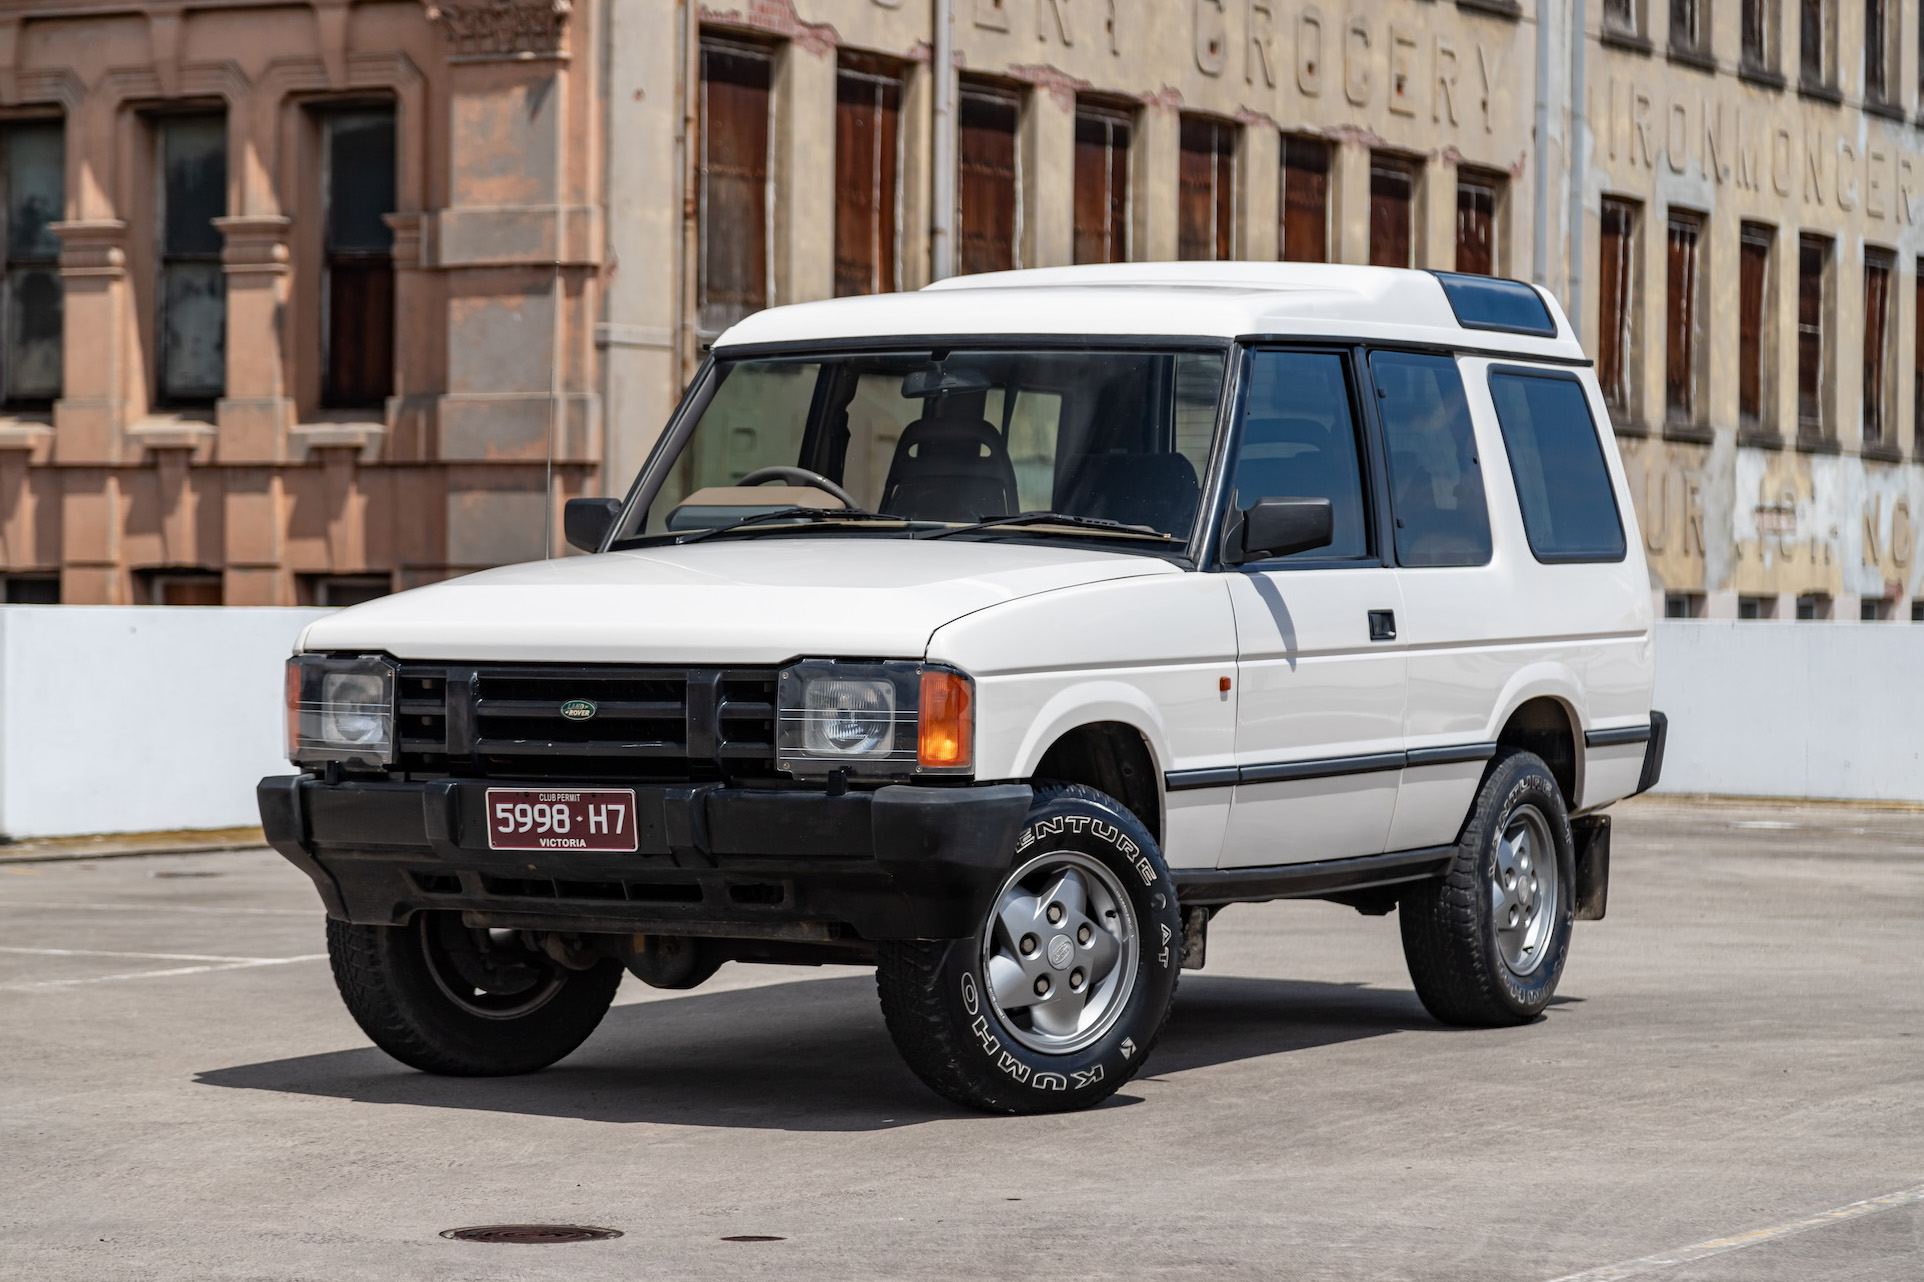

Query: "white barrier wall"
left=0, top=610, right=1914, bottom=839
left=0, top=607, right=328, bottom=839
left=1649, top=620, right=1924, bottom=803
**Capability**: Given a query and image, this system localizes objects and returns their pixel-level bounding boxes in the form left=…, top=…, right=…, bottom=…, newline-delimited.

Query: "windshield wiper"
left=665, top=507, right=919, bottom=546
left=918, top=511, right=1173, bottom=542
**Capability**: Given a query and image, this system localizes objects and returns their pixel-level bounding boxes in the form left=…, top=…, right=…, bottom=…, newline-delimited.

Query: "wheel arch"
left=1493, top=693, right=1583, bottom=811
left=1029, top=720, right=1164, bottom=844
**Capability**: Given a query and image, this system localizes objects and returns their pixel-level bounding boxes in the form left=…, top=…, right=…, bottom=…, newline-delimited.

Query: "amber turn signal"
left=917, top=669, right=974, bottom=770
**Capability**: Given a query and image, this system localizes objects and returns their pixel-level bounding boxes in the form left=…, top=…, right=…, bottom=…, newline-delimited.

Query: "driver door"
left=1219, top=348, right=1407, bottom=868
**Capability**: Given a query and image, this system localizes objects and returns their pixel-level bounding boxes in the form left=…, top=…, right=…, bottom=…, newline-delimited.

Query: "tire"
left=1399, top=748, right=1575, bottom=1026
left=875, top=782, right=1182, bottom=1114
left=326, top=912, right=624, bottom=1076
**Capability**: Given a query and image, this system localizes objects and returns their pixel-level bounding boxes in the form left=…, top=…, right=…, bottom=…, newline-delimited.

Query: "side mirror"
left=564, top=497, right=623, bottom=552
left=1227, top=496, right=1334, bottom=564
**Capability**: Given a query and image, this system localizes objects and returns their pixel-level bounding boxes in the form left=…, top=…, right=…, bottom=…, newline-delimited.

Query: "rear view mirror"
left=564, top=497, right=623, bottom=552
left=1228, top=496, right=1334, bottom=563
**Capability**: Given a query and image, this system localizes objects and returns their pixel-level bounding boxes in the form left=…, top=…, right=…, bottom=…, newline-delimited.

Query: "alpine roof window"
left=1431, top=272, right=1557, bottom=338
left=1487, top=369, right=1627, bottom=563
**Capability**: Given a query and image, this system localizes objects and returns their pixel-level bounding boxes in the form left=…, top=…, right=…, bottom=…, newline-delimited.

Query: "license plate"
left=485, top=788, right=638, bottom=852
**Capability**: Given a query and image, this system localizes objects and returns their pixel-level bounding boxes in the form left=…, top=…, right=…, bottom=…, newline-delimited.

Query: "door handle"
left=1368, top=609, right=1397, bottom=642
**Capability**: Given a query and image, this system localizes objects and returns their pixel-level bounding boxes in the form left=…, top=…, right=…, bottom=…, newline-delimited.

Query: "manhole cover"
left=441, top=1225, right=622, bottom=1244
left=721, top=1235, right=786, bottom=1242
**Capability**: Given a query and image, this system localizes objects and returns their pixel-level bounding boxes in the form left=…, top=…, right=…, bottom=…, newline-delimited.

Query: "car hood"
left=298, top=538, right=1181, bottom=664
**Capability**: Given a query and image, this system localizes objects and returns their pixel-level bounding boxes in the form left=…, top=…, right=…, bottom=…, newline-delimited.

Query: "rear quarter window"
left=1486, top=368, right=1627, bottom=563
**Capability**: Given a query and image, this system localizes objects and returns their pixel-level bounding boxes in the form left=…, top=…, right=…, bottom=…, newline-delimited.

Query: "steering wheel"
left=735, top=466, right=859, bottom=510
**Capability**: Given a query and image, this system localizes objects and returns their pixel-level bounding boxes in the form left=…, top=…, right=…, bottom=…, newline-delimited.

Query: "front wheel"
left=875, top=783, right=1182, bottom=1113
left=1399, top=748, right=1575, bottom=1026
left=327, top=912, right=623, bottom=1075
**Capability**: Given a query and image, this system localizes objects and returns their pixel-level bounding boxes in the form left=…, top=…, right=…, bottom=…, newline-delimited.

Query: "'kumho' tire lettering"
left=875, top=782, right=1181, bottom=1114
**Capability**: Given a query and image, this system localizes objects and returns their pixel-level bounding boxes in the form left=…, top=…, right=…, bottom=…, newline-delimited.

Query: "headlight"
left=287, top=654, right=396, bottom=769
left=777, top=660, right=973, bottom=780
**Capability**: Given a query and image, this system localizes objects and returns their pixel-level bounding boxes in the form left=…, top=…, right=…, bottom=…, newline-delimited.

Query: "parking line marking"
left=0, top=954, right=326, bottom=992
left=0, top=946, right=293, bottom=964
left=1544, top=1183, right=1924, bottom=1281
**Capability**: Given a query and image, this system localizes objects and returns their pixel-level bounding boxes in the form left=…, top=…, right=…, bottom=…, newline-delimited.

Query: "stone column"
left=1021, top=85, right=1074, bottom=270
left=49, top=220, right=130, bottom=465
left=1237, top=125, right=1279, bottom=262
left=773, top=39, right=836, bottom=305
left=213, top=214, right=295, bottom=464
left=425, top=0, right=599, bottom=569
left=383, top=211, right=440, bottom=463
left=1333, top=141, right=1371, bottom=266
left=1132, top=100, right=1179, bottom=262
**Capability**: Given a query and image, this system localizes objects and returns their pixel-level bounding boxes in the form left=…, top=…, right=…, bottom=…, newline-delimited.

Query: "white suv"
left=262, top=263, right=1664, bottom=1114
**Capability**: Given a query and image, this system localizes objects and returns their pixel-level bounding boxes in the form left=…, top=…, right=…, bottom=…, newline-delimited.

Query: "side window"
left=1370, top=351, right=1492, bottom=567
left=1231, top=350, right=1370, bottom=560
left=1487, top=369, right=1628, bottom=562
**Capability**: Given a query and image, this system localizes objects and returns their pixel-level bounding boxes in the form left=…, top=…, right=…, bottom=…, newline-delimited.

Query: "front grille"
left=393, top=663, right=779, bottom=781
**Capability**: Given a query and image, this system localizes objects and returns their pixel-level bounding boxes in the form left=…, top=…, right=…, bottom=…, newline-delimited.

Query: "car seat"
left=879, top=418, right=1020, bottom=522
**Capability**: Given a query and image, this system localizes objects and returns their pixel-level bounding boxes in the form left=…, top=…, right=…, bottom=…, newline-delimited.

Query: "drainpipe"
left=930, top=0, right=956, bottom=281
left=1566, top=0, right=1587, bottom=330
left=1531, top=0, right=1551, bottom=286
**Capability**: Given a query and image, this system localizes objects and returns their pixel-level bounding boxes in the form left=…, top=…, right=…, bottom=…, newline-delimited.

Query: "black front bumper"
left=259, top=775, right=1033, bottom=942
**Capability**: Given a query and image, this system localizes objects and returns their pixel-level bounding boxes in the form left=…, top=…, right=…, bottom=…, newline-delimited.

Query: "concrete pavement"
left=0, top=796, right=1918, bottom=1281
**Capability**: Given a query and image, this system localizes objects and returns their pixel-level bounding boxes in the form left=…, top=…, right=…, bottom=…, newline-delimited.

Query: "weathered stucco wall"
left=603, top=0, right=1924, bottom=622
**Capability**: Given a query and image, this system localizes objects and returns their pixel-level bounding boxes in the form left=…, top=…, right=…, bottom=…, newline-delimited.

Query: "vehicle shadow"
left=196, top=971, right=1443, bottom=1133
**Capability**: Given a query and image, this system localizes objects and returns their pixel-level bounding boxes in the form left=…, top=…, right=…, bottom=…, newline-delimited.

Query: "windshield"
left=615, top=347, right=1227, bottom=548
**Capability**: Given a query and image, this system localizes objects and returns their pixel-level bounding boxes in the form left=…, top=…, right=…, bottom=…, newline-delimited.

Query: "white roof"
left=712, top=262, right=1585, bottom=362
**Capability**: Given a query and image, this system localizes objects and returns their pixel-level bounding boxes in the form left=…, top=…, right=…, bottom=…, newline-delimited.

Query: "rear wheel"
left=1399, top=748, right=1575, bottom=1026
left=327, top=912, right=623, bottom=1075
left=876, top=783, right=1181, bottom=1113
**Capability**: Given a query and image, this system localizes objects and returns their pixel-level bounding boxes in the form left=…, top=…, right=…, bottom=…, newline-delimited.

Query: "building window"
left=140, top=568, right=223, bottom=606
left=958, top=80, right=1020, bottom=276
left=1861, top=596, right=1893, bottom=621
left=156, top=114, right=227, bottom=405
left=1670, top=0, right=1705, bottom=51
left=833, top=53, right=903, bottom=297
left=1797, top=235, right=1830, bottom=439
left=1915, top=261, right=1923, bottom=455
left=2, top=122, right=62, bottom=407
left=1738, top=224, right=1773, bottom=435
left=320, top=109, right=395, bottom=410
left=1864, top=0, right=1890, bottom=102
left=1177, top=116, right=1235, bottom=262
left=1861, top=250, right=1893, bottom=447
left=698, top=37, right=772, bottom=333
left=1737, top=595, right=1776, bottom=619
left=1, top=573, right=57, bottom=603
left=1664, top=592, right=1706, bottom=618
left=1741, top=0, right=1774, bottom=69
left=1794, top=592, right=1831, bottom=620
left=1072, top=101, right=1130, bottom=266
left=1368, top=155, right=1415, bottom=269
left=1664, top=210, right=1703, bottom=426
left=1598, top=198, right=1639, bottom=416
left=1280, top=136, right=1329, bottom=263
left=1604, top=0, right=1642, bottom=35
left=1913, top=600, right=1924, bottom=621
left=1799, top=0, right=1832, bottom=88
left=297, top=573, right=391, bottom=607
left=1455, top=170, right=1500, bottom=276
